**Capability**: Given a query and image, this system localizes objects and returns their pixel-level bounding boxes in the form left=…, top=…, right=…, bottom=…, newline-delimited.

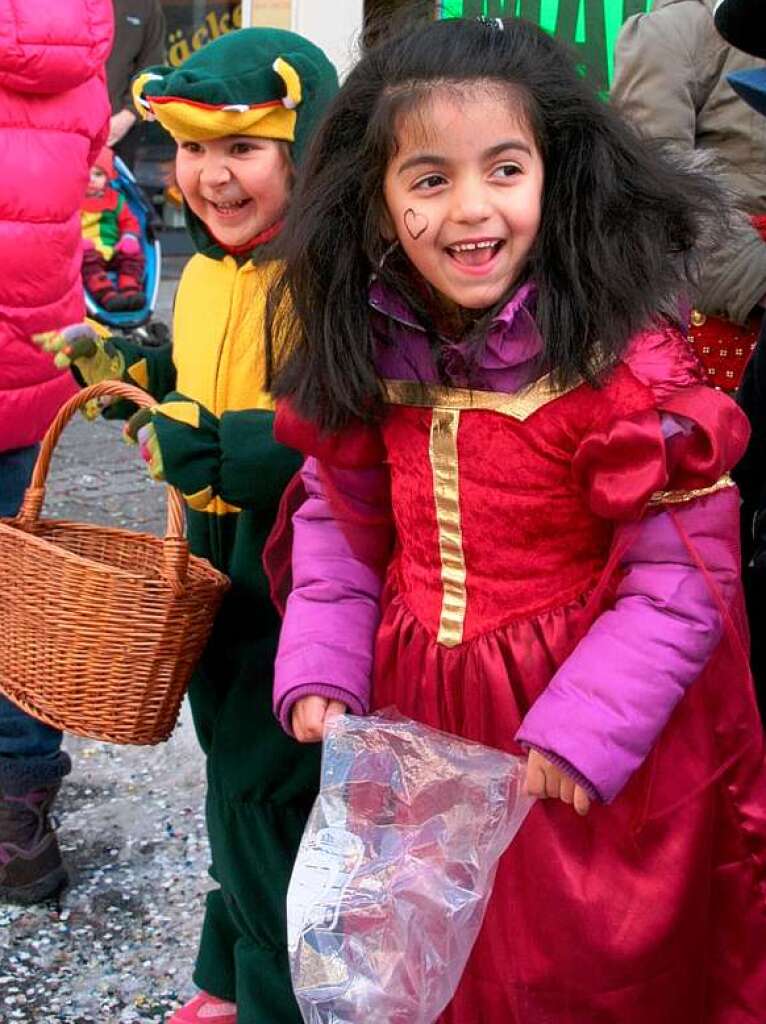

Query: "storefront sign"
left=438, top=1, right=652, bottom=93
left=164, top=1, right=243, bottom=67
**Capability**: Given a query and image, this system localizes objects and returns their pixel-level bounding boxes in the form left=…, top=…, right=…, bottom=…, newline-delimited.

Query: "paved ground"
left=0, top=257, right=225, bottom=1023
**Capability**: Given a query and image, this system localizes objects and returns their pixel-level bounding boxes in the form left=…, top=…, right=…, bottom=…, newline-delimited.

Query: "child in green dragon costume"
left=35, top=28, right=337, bottom=1024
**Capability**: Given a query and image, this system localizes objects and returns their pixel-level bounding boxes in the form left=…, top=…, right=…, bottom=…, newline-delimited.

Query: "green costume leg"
left=188, top=642, right=320, bottom=1024
left=195, top=890, right=238, bottom=1001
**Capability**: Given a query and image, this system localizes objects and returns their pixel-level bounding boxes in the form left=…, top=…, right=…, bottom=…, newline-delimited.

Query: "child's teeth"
left=451, top=241, right=496, bottom=252
left=448, top=241, right=500, bottom=266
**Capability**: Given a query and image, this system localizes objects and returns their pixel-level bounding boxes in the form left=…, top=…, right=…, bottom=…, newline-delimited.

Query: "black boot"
left=0, top=783, right=67, bottom=904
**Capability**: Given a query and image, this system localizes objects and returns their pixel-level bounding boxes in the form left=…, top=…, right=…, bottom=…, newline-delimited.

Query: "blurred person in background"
left=612, top=0, right=766, bottom=393
left=0, top=0, right=113, bottom=904
left=714, top=0, right=766, bottom=714
left=81, top=145, right=146, bottom=311
left=107, top=0, right=166, bottom=168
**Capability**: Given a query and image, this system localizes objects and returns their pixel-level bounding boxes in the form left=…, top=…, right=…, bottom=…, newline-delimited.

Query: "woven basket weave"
left=0, top=381, right=230, bottom=745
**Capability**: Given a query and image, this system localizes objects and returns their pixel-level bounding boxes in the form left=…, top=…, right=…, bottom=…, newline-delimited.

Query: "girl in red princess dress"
left=266, top=17, right=766, bottom=1024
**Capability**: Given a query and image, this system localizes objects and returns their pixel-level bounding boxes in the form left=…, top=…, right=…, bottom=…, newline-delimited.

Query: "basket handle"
left=15, top=380, right=189, bottom=595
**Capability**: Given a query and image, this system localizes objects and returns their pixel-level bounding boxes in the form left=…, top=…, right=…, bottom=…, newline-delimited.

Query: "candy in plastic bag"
left=287, top=708, right=533, bottom=1024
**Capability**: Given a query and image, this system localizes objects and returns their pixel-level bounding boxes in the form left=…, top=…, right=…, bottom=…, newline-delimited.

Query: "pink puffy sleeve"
left=571, top=325, right=750, bottom=520
left=267, top=401, right=394, bottom=735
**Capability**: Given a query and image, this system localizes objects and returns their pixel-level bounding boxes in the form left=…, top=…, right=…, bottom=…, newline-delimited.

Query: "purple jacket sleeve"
left=516, top=486, right=741, bottom=803
left=273, top=457, right=392, bottom=735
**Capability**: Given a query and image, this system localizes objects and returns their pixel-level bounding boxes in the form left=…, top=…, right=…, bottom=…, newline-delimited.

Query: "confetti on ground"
left=0, top=714, right=210, bottom=1023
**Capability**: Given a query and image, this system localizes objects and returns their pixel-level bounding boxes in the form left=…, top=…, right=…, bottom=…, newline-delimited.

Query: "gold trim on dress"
left=429, top=408, right=467, bottom=647
left=383, top=375, right=581, bottom=421
left=647, top=474, right=735, bottom=507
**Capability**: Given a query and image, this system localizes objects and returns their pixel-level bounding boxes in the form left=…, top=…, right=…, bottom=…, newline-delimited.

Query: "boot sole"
left=0, top=865, right=68, bottom=905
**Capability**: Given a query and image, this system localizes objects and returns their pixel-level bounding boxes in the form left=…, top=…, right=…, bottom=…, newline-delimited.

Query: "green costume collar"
left=184, top=203, right=284, bottom=263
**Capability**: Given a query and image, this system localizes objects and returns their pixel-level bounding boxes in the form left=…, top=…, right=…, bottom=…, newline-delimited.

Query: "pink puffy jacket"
left=0, top=0, right=113, bottom=452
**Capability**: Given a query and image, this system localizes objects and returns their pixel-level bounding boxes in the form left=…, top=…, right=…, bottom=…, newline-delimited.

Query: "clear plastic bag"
left=287, top=708, right=533, bottom=1024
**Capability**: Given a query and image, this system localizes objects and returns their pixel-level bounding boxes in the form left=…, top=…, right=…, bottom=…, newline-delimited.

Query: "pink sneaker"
left=167, top=992, right=237, bottom=1023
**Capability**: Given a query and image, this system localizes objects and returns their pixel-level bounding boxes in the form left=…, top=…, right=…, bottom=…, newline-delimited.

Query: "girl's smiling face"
left=175, top=135, right=292, bottom=247
left=382, top=86, right=544, bottom=310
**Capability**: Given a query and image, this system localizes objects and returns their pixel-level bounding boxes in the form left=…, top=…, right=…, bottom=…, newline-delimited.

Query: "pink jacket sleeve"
left=515, top=485, right=741, bottom=803
left=273, top=457, right=392, bottom=735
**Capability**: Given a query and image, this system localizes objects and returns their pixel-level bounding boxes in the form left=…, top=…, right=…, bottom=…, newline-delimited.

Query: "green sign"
left=438, top=1, right=652, bottom=94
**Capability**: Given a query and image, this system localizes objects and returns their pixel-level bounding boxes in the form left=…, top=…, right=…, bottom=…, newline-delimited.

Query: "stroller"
left=84, top=155, right=162, bottom=332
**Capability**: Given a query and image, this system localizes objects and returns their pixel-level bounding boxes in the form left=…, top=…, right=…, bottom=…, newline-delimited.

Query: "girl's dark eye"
left=232, top=143, right=255, bottom=155
left=415, top=174, right=446, bottom=190
left=181, top=141, right=202, bottom=153
left=494, top=163, right=521, bottom=178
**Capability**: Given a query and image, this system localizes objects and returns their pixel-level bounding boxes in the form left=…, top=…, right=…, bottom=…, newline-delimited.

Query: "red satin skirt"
left=372, top=584, right=766, bottom=1023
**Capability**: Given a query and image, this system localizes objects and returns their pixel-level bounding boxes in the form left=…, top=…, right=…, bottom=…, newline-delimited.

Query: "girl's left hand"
left=292, top=696, right=347, bottom=743
left=525, top=749, right=591, bottom=816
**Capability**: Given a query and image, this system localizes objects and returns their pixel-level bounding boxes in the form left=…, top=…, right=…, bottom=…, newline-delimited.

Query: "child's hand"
left=115, top=234, right=141, bottom=256
left=292, top=696, right=347, bottom=743
left=108, top=109, right=136, bottom=147
left=33, top=323, right=125, bottom=386
left=123, top=407, right=165, bottom=482
left=525, top=749, right=591, bottom=816
left=121, top=393, right=224, bottom=508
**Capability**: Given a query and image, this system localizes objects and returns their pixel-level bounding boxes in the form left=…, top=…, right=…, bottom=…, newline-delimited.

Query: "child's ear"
left=280, top=142, right=296, bottom=192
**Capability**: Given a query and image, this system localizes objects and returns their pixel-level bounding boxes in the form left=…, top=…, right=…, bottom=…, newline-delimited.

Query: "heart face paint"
left=404, top=208, right=428, bottom=240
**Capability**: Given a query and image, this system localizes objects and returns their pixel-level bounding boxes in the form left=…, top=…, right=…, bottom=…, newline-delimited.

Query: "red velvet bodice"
left=382, top=364, right=666, bottom=643
left=271, top=323, right=748, bottom=649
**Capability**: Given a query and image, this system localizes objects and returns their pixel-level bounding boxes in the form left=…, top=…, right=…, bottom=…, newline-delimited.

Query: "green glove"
left=33, top=323, right=125, bottom=387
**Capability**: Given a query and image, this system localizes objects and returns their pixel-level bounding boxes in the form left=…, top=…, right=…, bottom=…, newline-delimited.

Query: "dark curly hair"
left=267, top=16, right=723, bottom=431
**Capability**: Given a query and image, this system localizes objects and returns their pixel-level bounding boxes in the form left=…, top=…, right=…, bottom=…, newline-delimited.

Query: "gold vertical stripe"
left=430, top=409, right=467, bottom=647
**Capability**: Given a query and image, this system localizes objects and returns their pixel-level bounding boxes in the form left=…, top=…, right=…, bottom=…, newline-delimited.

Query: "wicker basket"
left=0, top=381, right=230, bottom=745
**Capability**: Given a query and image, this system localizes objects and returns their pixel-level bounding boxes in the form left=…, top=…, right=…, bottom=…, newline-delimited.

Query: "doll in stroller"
left=81, top=147, right=162, bottom=332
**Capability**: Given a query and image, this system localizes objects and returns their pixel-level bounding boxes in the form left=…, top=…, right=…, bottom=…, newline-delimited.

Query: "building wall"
left=247, top=0, right=292, bottom=28
left=243, top=0, right=365, bottom=75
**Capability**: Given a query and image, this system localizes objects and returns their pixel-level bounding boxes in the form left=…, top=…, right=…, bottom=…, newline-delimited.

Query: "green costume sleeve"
left=219, top=408, right=302, bottom=512
left=101, top=335, right=177, bottom=421
left=111, top=335, right=177, bottom=401
left=151, top=393, right=301, bottom=513
left=150, top=392, right=221, bottom=507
